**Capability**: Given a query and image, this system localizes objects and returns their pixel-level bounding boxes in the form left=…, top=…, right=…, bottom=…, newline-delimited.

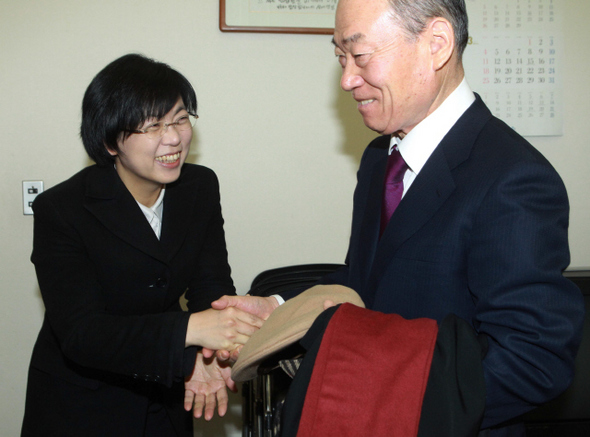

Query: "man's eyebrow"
left=331, top=33, right=364, bottom=48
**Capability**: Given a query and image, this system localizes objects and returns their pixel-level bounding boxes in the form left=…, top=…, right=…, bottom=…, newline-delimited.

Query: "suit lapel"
left=159, top=167, right=200, bottom=261
left=83, top=166, right=166, bottom=263
left=355, top=152, right=388, bottom=291
left=368, top=146, right=456, bottom=297
left=365, top=96, right=493, bottom=301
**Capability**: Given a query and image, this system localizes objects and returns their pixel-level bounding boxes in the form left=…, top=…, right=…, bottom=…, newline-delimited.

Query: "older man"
left=211, top=1, right=584, bottom=435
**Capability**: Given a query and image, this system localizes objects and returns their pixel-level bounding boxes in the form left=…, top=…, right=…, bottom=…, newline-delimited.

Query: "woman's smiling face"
left=109, top=98, right=192, bottom=204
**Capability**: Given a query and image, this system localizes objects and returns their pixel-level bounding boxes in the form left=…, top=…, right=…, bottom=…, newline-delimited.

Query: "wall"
left=1, top=1, right=589, bottom=435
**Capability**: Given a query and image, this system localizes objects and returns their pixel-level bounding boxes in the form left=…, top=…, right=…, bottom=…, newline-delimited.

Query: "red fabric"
left=296, top=303, right=438, bottom=437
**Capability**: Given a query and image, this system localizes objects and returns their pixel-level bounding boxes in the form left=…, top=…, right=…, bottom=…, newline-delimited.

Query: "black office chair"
left=241, top=263, right=344, bottom=437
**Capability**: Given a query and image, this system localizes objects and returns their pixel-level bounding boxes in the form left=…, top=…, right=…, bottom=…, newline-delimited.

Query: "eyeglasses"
left=129, top=114, right=198, bottom=139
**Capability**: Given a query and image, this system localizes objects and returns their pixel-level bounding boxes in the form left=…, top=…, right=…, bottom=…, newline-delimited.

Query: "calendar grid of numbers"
left=464, top=0, right=562, bottom=136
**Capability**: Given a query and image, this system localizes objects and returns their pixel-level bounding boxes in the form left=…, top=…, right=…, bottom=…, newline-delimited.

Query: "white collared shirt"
left=392, top=78, right=476, bottom=197
left=137, top=188, right=165, bottom=239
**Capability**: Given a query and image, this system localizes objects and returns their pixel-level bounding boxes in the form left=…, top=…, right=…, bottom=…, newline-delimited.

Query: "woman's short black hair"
left=81, top=53, right=197, bottom=166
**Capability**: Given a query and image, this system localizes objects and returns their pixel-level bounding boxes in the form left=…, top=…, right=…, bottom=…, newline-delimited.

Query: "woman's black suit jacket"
left=22, top=163, right=235, bottom=436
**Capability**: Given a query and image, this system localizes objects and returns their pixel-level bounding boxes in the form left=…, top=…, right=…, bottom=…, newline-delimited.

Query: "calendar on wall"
left=464, top=0, right=562, bottom=136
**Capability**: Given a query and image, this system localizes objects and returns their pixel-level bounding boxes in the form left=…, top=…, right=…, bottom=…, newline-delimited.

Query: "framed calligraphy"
left=220, top=0, right=336, bottom=34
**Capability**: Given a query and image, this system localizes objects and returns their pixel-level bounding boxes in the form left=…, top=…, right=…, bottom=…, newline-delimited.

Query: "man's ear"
left=106, top=146, right=118, bottom=157
left=428, top=17, right=455, bottom=71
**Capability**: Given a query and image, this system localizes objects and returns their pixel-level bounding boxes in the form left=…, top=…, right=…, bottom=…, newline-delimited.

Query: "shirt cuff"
left=272, top=294, right=285, bottom=305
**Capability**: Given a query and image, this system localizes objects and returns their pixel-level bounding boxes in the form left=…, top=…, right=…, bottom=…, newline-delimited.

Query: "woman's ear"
left=428, top=17, right=455, bottom=71
left=106, top=136, right=123, bottom=157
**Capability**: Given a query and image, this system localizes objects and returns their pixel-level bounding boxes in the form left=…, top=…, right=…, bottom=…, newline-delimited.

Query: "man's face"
left=333, top=0, right=438, bottom=136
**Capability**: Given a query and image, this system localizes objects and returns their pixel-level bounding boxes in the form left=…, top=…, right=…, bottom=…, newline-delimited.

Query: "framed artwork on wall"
left=220, top=0, right=336, bottom=34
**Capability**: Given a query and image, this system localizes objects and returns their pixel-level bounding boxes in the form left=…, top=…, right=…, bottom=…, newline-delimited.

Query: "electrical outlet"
left=23, top=181, right=44, bottom=215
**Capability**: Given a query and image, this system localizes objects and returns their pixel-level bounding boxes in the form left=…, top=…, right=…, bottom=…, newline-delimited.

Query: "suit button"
left=155, top=278, right=167, bottom=288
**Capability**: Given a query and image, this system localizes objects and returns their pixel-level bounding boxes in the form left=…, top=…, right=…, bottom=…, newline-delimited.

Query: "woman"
left=21, top=54, right=260, bottom=436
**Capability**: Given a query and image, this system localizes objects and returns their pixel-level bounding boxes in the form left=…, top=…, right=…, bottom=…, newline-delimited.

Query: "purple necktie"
left=380, top=147, right=408, bottom=236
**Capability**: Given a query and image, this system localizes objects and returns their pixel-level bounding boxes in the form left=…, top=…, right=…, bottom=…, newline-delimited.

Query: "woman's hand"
left=202, top=295, right=280, bottom=361
left=184, top=351, right=236, bottom=420
left=185, top=307, right=263, bottom=350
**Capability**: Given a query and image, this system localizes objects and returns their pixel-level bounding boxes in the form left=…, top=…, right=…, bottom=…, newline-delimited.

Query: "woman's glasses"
left=129, top=114, right=198, bottom=139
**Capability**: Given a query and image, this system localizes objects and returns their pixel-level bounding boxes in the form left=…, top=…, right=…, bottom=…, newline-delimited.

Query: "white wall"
left=1, top=1, right=589, bottom=435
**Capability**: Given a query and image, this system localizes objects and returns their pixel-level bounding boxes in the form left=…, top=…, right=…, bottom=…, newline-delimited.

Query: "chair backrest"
left=523, top=270, right=589, bottom=428
left=248, top=263, right=345, bottom=297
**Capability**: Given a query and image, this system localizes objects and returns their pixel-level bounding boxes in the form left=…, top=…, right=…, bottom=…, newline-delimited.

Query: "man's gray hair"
left=386, top=0, right=469, bottom=58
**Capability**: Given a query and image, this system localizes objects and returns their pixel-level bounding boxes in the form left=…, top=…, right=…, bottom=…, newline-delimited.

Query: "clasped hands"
left=184, top=295, right=279, bottom=420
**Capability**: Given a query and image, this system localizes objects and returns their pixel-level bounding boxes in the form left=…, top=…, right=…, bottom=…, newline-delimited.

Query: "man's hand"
left=203, top=295, right=280, bottom=361
left=323, top=299, right=336, bottom=310
left=211, top=295, right=280, bottom=320
left=184, top=351, right=236, bottom=420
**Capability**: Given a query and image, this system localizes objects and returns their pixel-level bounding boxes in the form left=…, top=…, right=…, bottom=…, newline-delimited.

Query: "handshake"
left=183, top=294, right=281, bottom=421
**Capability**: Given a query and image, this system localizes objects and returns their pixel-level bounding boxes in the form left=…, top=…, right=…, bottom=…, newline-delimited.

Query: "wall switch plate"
left=23, top=181, right=44, bottom=215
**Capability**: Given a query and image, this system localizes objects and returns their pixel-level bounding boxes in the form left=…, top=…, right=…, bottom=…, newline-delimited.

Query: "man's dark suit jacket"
left=21, top=164, right=235, bottom=437
left=320, top=95, right=585, bottom=436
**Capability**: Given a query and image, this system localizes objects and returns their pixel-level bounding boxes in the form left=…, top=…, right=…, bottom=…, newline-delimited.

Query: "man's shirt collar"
left=391, top=78, right=475, bottom=175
